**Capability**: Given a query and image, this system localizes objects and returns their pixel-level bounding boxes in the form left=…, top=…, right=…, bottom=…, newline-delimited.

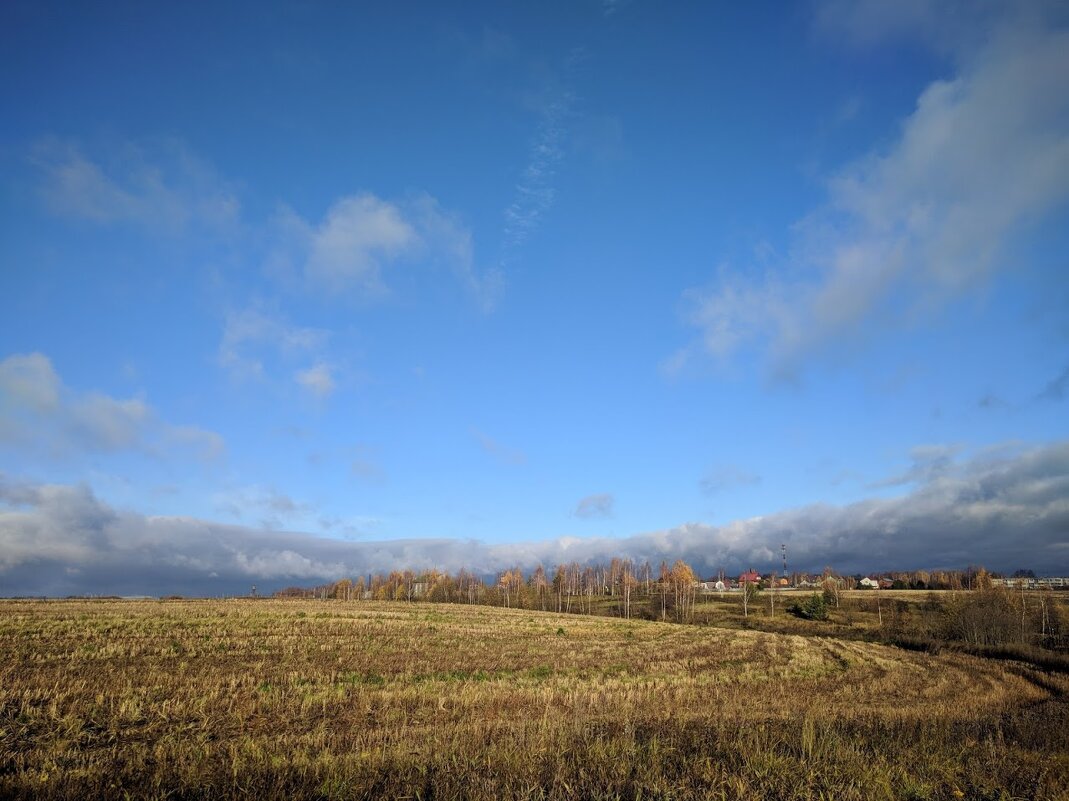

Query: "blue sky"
left=2, top=1, right=1068, bottom=594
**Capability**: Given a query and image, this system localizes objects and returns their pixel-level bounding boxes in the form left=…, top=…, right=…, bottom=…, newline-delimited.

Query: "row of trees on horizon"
left=272, top=559, right=1041, bottom=622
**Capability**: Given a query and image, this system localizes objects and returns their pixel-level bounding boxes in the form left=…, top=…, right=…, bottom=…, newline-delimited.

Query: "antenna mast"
left=781, top=544, right=788, bottom=580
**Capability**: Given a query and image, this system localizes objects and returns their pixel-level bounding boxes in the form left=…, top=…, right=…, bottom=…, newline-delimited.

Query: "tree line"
left=271, top=561, right=1069, bottom=654
left=276, top=558, right=701, bottom=622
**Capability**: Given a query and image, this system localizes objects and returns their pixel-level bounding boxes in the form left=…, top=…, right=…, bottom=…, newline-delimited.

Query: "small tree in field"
left=741, top=581, right=760, bottom=618
left=789, top=594, right=829, bottom=621
left=671, top=560, right=696, bottom=622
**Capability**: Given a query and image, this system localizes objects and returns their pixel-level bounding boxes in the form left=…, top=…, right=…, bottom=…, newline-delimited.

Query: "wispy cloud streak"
left=501, top=93, right=573, bottom=261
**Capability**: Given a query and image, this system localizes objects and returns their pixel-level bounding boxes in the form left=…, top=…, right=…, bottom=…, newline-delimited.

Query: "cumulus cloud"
left=0, top=353, right=60, bottom=411
left=34, top=139, right=499, bottom=311
left=32, top=138, right=240, bottom=234
left=574, top=493, right=614, bottom=519
left=275, top=192, right=501, bottom=310
left=2, top=441, right=1067, bottom=596
left=217, top=306, right=335, bottom=398
left=302, top=193, right=418, bottom=295
left=294, top=363, right=336, bottom=399
left=0, top=352, right=223, bottom=461
left=682, top=7, right=1069, bottom=376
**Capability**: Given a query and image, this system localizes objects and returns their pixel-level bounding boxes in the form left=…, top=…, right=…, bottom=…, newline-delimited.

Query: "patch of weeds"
left=337, top=671, right=385, bottom=686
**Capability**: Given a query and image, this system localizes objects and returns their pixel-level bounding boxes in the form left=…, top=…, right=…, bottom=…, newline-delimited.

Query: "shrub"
left=941, top=586, right=1021, bottom=647
left=789, top=594, right=829, bottom=621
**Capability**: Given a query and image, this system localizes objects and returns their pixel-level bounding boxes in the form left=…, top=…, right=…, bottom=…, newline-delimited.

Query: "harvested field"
left=2, top=599, right=1067, bottom=800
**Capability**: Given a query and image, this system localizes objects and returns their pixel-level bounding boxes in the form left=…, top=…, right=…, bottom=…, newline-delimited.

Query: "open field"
left=2, top=599, right=1068, bottom=800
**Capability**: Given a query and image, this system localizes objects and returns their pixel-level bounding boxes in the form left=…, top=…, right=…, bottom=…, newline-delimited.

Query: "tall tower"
left=781, top=544, right=788, bottom=580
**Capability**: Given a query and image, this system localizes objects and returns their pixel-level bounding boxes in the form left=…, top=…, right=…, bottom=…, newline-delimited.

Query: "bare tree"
left=530, top=565, right=548, bottom=611
left=621, top=559, right=636, bottom=619
left=658, top=561, right=670, bottom=621
left=671, top=560, right=696, bottom=623
left=552, top=565, right=565, bottom=613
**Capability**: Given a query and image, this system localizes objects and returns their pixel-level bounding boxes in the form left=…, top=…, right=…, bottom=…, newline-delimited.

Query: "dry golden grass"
left=2, top=599, right=1067, bottom=800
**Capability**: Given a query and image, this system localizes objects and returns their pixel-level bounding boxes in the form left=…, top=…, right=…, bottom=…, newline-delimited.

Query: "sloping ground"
left=1, top=600, right=1067, bottom=800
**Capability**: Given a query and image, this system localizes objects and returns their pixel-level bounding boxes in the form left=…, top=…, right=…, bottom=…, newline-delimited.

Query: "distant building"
left=858, top=577, right=880, bottom=589
left=992, top=577, right=1069, bottom=590
left=738, top=569, right=761, bottom=585
left=697, top=580, right=727, bottom=593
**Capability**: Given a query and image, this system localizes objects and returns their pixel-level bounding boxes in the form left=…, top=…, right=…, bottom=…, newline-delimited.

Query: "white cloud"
left=67, top=394, right=151, bottom=451
left=304, top=193, right=418, bottom=295
left=294, top=363, right=335, bottom=399
left=815, top=0, right=970, bottom=50
left=214, top=485, right=316, bottom=530
left=470, top=427, right=527, bottom=466
left=167, top=425, right=226, bottom=462
left=411, top=194, right=503, bottom=312
left=574, top=493, right=614, bottom=519
left=0, top=352, right=60, bottom=412
left=502, top=93, right=572, bottom=258
left=869, top=443, right=963, bottom=488
left=0, top=352, right=224, bottom=462
left=700, top=466, right=762, bottom=495
left=218, top=306, right=329, bottom=388
left=601, top=0, right=630, bottom=18
left=683, top=9, right=1069, bottom=376
left=33, top=139, right=499, bottom=311
left=33, top=138, right=240, bottom=234
left=275, top=192, right=502, bottom=309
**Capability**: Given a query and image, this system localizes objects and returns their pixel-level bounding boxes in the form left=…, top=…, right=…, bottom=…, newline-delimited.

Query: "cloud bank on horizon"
left=2, top=440, right=1066, bottom=596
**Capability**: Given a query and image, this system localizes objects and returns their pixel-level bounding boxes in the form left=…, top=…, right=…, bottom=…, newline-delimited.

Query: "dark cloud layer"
left=2, top=441, right=1068, bottom=596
